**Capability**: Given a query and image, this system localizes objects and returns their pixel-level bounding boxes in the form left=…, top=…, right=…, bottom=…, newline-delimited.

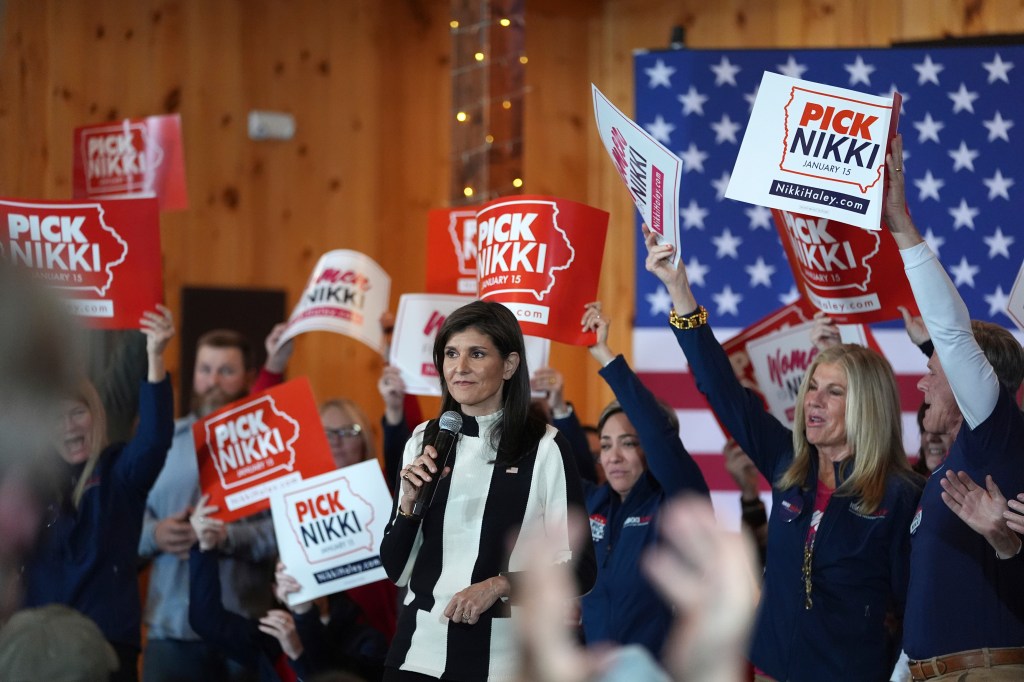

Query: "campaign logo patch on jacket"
left=590, top=514, right=607, bottom=543
left=622, top=515, right=653, bottom=529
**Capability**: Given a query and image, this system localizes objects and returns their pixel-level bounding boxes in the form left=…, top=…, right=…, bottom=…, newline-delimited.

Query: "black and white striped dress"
left=380, top=411, right=594, bottom=680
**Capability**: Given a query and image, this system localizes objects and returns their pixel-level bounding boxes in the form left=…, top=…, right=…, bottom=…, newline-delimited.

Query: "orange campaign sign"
left=772, top=208, right=919, bottom=324
left=425, top=207, right=480, bottom=295
left=194, top=377, right=336, bottom=523
left=475, top=195, right=608, bottom=346
left=72, top=114, right=189, bottom=211
left=0, top=196, right=162, bottom=329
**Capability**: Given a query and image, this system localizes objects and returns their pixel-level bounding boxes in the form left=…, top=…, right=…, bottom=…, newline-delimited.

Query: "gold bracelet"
left=669, top=305, right=708, bottom=330
left=396, top=508, right=418, bottom=520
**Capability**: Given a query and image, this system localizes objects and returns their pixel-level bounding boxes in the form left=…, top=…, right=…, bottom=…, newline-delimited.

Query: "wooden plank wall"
left=2, top=0, right=1022, bottom=435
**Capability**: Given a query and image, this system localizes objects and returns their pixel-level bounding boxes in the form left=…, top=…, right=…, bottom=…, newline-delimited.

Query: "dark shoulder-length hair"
left=431, top=300, right=546, bottom=465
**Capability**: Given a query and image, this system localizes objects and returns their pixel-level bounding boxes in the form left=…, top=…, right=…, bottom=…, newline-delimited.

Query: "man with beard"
left=139, top=326, right=293, bottom=682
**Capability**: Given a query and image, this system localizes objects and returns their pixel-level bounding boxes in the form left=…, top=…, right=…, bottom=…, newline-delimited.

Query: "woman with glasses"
left=23, top=305, right=175, bottom=682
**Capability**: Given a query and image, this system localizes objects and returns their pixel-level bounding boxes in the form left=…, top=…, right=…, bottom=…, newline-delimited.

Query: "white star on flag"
left=948, top=83, right=979, bottom=114
left=777, top=55, right=808, bottom=79
left=984, top=287, right=1010, bottom=317
left=743, top=86, right=759, bottom=111
left=711, top=113, right=741, bottom=144
left=645, top=286, right=674, bottom=315
left=914, top=170, right=945, bottom=201
left=983, top=169, right=1015, bottom=200
left=746, top=257, right=777, bottom=287
left=712, top=285, right=743, bottom=316
left=745, top=205, right=773, bottom=230
left=913, top=55, right=945, bottom=85
left=950, top=256, right=980, bottom=287
left=677, top=86, right=709, bottom=116
left=982, top=53, right=1014, bottom=84
left=844, top=55, right=876, bottom=86
left=914, top=112, right=945, bottom=143
left=713, top=228, right=743, bottom=258
left=679, top=143, right=709, bottom=173
left=711, top=171, right=731, bottom=200
left=949, top=141, right=979, bottom=172
left=984, top=227, right=1014, bottom=258
left=923, top=228, right=946, bottom=258
left=680, top=200, right=709, bottom=230
left=685, top=257, right=710, bottom=287
left=645, top=59, right=676, bottom=88
left=949, top=198, right=980, bottom=229
left=879, top=84, right=908, bottom=114
left=779, top=286, right=801, bottom=305
left=710, top=56, right=741, bottom=86
left=644, top=115, right=675, bottom=144
left=982, top=111, right=1014, bottom=142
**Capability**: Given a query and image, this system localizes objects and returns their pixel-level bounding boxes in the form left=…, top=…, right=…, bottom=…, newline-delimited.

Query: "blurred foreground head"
left=0, top=604, right=119, bottom=681
left=0, top=262, right=80, bottom=622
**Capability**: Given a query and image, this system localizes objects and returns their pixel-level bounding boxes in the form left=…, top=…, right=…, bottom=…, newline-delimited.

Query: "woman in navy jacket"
left=578, top=302, right=710, bottom=657
left=24, top=305, right=176, bottom=682
left=642, top=226, right=923, bottom=682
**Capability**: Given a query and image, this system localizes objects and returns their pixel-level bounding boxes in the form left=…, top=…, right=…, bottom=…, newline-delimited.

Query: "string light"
left=456, top=111, right=469, bottom=122
left=474, top=52, right=485, bottom=62
left=463, top=187, right=474, bottom=197
left=499, top=18, right=511, bottom=27
left=519, top=56, right=528, bottom=64
left=450, top=20, right=459, bottom=28
left=502, top=100, right=512, bottom=110
left=485, top=134, right=494, bottom=144
left=512, top=178, right=523, bottom=188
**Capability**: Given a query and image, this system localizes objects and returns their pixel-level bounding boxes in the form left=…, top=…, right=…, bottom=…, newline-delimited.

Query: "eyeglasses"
left=325, top=424, right=362, bottom=443
left=802, top=535, right=816, bottom=610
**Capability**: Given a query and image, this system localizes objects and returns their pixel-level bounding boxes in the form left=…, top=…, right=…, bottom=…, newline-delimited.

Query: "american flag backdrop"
left=628, top=45, right=1024, bottom=523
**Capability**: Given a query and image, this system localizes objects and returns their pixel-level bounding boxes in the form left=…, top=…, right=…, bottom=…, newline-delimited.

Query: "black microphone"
left=411, top=410, right=463, bottom=519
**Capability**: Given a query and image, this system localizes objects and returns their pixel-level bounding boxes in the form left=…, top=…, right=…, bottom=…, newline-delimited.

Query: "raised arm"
left=884, top=134, right=999, bottom=428
left=582, top=303, right=708, bottom=496
left=641, top=226, right=794, bottom=482
left=113, top=306, right=175, bottom=494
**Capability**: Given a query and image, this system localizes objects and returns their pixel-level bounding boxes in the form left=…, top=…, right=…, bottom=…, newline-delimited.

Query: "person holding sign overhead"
left=23, top=305, right=176, bottom=682
left=643, top=224, right=923, bottom=682
left=577, top=301, right=710, bottom=657
left=380, top=300, right=596, bottom=681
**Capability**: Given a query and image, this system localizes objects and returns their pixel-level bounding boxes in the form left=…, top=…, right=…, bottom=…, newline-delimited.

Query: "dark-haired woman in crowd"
left=380, top=300, right=596, bottom=681
left=577, top=302, right=709, bottom=657
left=643, top=228, right=923, bottom=682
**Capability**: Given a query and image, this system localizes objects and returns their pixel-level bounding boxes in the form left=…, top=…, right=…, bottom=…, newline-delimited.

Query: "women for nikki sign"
left=725, top=72, right=900, bottom=232
left=194, top=377, right=336, bottom=522
left=271, top=462, right=392, bottom=604
left=0, top=196, right=162, bottom=328
left=279, top=250, right=392, bottom=353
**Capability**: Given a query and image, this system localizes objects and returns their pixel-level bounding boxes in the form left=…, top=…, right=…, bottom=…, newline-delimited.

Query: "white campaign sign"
left=390, top=293, right=551, bottom=397
left=726, top=71, right=899, bottom=232
left=391, top=293, right=475, bottom=396
left=280, top=250, right=391, bottom=353
left=592, top=84, right=682, bottom=264
left=1008, top=259, right=1024, bottom=333
left=271, top=461, right=393, bottom=605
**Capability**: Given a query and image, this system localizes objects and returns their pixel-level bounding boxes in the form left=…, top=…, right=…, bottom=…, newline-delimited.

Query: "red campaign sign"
left=425, top=207, right=480, bottom=295
left=0, top=196, right=162, bottom=329
left=475, top=195, right=608, bottom=346
left=772, top=209, right=919, bottom=324
left=194, top=377, right=336, bottom=523
left=72, top=114, right=188, bottom=211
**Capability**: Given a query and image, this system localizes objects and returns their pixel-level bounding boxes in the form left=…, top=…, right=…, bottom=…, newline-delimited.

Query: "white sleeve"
left=900, top=241, right=999, bottom=428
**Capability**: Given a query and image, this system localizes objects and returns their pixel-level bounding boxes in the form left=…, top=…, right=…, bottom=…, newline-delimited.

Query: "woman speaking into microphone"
left=380, top=300, right=596, bottom=681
